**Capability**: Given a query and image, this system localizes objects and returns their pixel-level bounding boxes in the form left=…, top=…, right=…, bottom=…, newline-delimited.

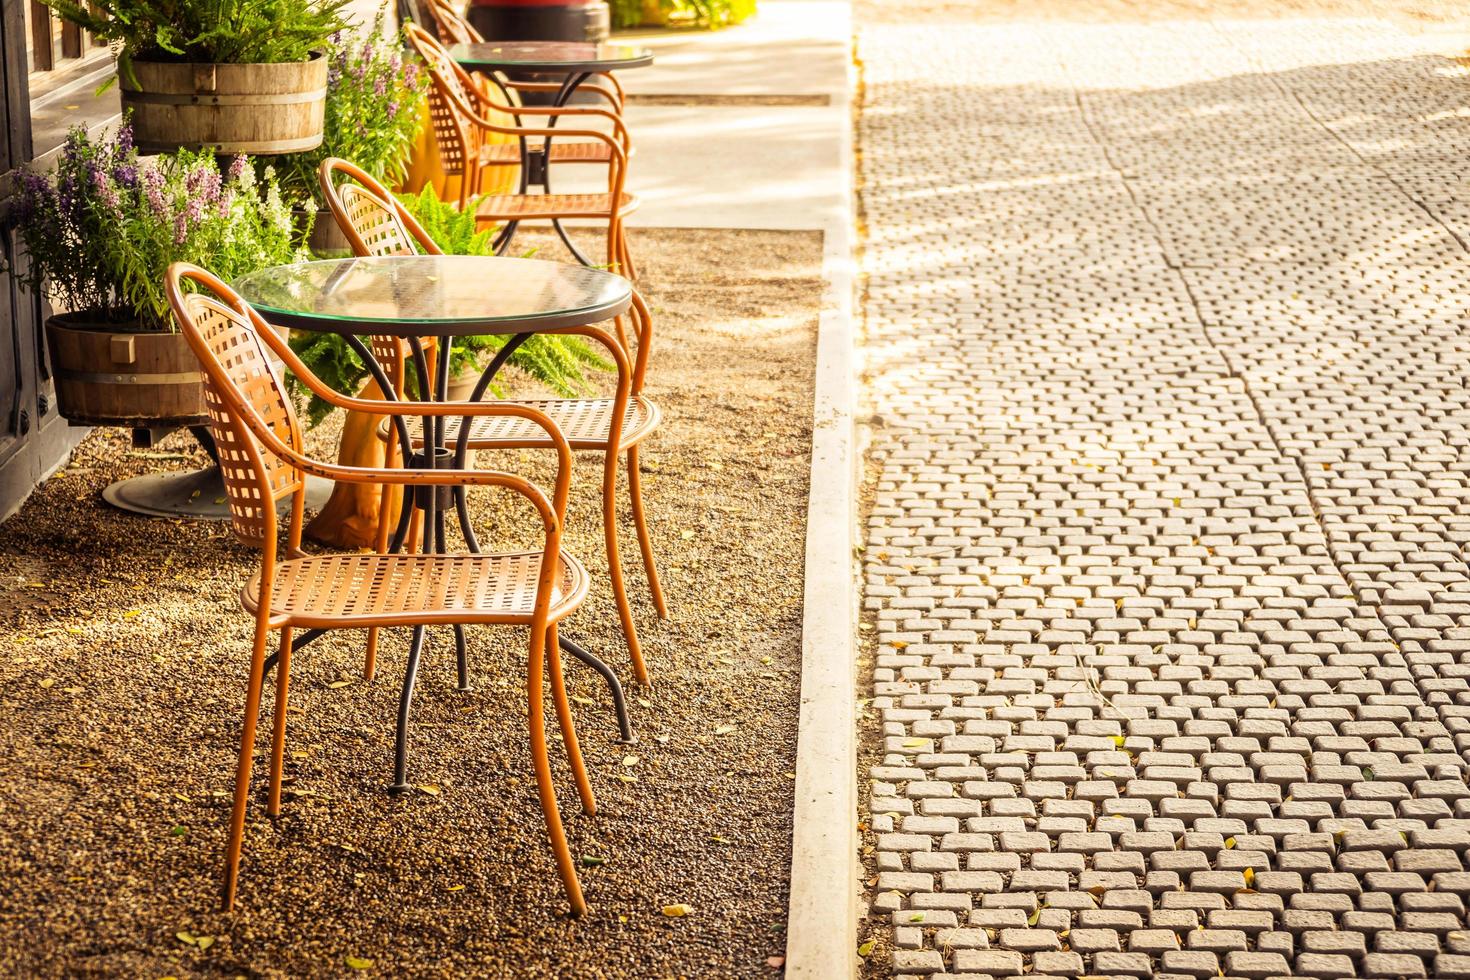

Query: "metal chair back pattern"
left=185, top=289, right=306, bottom=547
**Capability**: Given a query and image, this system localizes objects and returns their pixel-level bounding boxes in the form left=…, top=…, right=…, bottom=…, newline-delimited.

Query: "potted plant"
left=41, top=0, right=349, bottom=155
left=277, top=22, right=431, bottom=254
left=13, top=124, right=306, bottom=428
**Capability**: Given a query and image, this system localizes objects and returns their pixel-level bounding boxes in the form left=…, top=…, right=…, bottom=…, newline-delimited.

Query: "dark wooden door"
left=0, top=0, right=80, bottom=522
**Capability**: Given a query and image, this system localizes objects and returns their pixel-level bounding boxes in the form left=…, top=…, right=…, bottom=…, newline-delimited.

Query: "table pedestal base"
left=103, top=466, right=333, bottom=520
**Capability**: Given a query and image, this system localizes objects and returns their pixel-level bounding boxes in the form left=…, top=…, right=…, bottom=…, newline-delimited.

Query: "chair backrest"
left=405, top=24, right=485, bottom=199
left=319, top=157, right=444, bottom=399
left=427, top=0, right=482, bottom=43
left=319, top=157, right=442, bottom=259
left=167, top=264, right=305, bottom=547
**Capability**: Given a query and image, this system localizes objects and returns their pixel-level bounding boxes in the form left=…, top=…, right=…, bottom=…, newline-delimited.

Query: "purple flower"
left=218, top=189, right=234, bottom=218
left=374, top=74, right=387, bottom=97
left=198, top=169, right=222, bottom=204
left=173, top=212, right=188, bottom=244
left=114, top=122, right=134, bottom=157
left=403, top=62, right=419, bottom=87
left=113, top=163, right=138, bottom=188
left=328, top=65, right=341, bottom=86
left=228, top=155, right=247, bottom=183
left=389, top=52, right=401, bottom=72
left=386, top=99, right=399, bottom=118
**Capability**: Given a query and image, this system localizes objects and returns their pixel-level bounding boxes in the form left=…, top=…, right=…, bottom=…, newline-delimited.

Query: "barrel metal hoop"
left=56, top=369, right=202, bottom=385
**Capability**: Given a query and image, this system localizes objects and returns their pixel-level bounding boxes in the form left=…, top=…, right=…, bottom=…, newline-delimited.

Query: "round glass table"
left=235, top=254, right=638, bottom=782
left=235, top=254, right=633, bottom=337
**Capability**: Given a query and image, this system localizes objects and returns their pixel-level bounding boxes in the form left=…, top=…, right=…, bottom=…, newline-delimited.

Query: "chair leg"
left=626, top=445, right=669, bottom=620
left=391, top=625, right=428, bottom=793
left=547, top=623, right=596, bottom=816
left=528, top=624, right=588, bottom=917
left=267, top=626, right=293, bottom=818
left=617, top=224, right=638, bottom=283
left=223, top=619, right=273, bottom=910
left=602, top=450, right=650, bottom=686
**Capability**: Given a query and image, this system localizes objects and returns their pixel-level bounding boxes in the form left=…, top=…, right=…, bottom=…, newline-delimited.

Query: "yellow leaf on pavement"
left=661, top=904, right=692, bottom=917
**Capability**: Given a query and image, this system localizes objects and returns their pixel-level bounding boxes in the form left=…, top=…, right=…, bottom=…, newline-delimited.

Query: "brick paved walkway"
left=858, top=10, right=1470, bottom=979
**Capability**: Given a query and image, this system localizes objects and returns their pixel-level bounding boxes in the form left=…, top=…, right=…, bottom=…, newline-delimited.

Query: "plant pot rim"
left=128, top=49, right=327, bottom=69
left=47, top=310, right=167, bottom=334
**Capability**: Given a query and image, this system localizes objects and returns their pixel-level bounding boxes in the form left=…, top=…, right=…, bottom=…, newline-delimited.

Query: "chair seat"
left=479, top=141, right=623, bottom=166
left=243, top=550, right=588, bottom=628
left=389, top=396, right=660, bottom=451
left=475, top=191, right=639, bottom=222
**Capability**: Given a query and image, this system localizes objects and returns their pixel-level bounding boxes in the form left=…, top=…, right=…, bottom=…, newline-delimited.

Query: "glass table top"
left=234, top=255, right=633, bottom=337
left=445, top=41, right=654, bottom=73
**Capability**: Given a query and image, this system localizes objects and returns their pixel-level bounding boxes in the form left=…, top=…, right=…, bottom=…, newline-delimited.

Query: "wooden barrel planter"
left=120, top=54, right=328, bottom=155
left=44, top=315, right=207, bottom=427
left=467, top=0, right=610, bottom=43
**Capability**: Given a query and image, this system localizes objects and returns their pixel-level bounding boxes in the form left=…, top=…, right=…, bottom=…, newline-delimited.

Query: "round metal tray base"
left=102, top=466, right=333, bottom=520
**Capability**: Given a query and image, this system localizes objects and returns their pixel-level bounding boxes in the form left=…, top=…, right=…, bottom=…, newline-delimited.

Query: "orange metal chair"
left=167, top=261, right=598, bottom=916
left=424, top=0, right=627, bottom=118
left=320, top=157, right=668, bottom=687
left=406, top=24, right=638, bottom=278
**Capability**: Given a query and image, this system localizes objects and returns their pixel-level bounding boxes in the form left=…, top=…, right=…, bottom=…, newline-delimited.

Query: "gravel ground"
left=0, top=228, right=822, bottom=978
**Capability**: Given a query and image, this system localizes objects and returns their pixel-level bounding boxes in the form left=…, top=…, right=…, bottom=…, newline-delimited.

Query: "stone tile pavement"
left=858, top=8, right=1470, bottom=979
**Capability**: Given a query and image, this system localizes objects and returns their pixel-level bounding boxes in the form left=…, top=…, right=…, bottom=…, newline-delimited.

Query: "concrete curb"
left=783, top=19, right=859, bottom=979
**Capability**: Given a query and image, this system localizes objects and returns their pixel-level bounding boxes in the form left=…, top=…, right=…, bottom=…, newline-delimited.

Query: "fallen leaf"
left=680, top=530, right=696, bottom=540
left=570, top=695, right=594, bottom=706
left=38, top=678, right=55, bottom=689
left=124, top=610, right=141, bottom=619
left=662, top=904, right=693, bottom=917
left=327, top=680, right=353, bottom=689
left=1224, top=837, right=1237, bottom=849
left=637, top=698, right=653, bottom=708
left=910, top=911, right=926, bottom=923
left=581, top=855, right=606, bottom=867
left=176, top=932, right=198, bottom=946
left=857, top=939, right=875, bottom=958
left=345, top=955, right=374, bottom=970
left=445, top=884, right=465, bottom=892
left=195, top=936, right=215, bottom=951
left=417, top=784, right=440, bottom=796
left=1243, top=867, right=1254, bottom=887
left=766, top=955, right=785, bottom=968
left=714, top=724, right=737, bottom=736
left=616, top=774, right=638, bottom=783
left=901, top=737, right=926, bottom=748
left=621, top=755, right=640, bottom=767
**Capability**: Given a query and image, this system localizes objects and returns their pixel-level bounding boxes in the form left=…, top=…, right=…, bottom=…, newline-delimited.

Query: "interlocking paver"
left=858, top=0, right=1470, bottom=975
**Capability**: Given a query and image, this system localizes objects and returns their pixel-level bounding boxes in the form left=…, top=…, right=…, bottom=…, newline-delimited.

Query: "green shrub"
left=40, top=0, right=349, bottom=88
left=611, top=0, right=755, bottom=30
